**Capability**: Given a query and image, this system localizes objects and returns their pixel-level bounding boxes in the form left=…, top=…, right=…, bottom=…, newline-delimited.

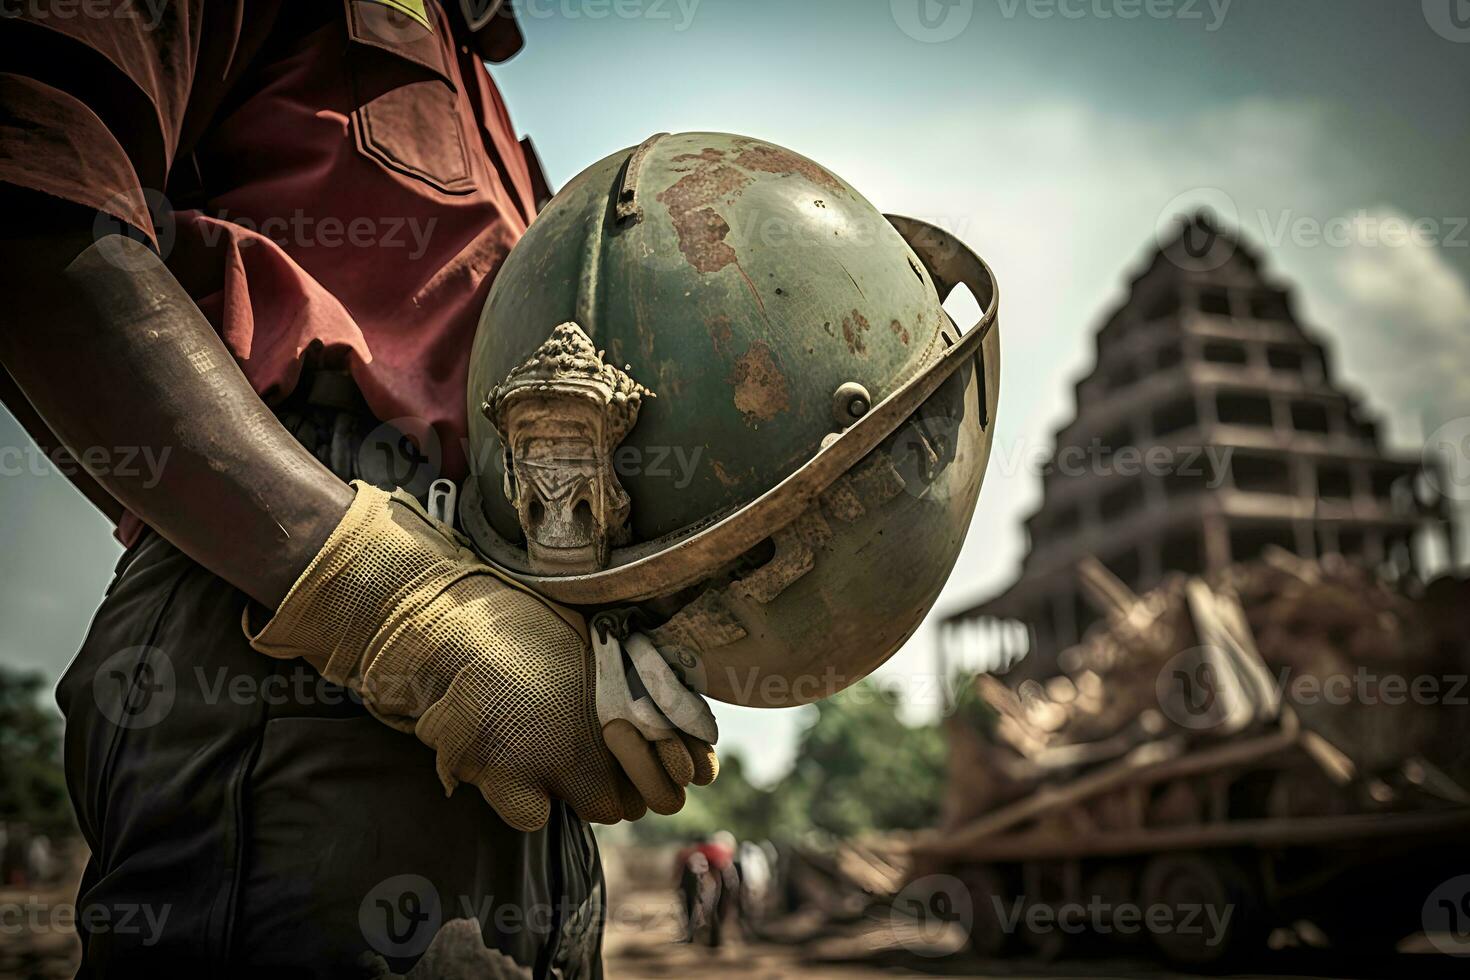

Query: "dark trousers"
left=56, top=531, right=604, bottom=979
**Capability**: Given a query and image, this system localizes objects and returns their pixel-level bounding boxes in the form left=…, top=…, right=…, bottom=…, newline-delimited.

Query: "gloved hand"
left=592, top=625, right=720, bottom=796
left=247, top=482, right=717, bottom=831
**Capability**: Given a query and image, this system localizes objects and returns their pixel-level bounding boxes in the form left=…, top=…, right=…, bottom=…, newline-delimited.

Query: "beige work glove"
left=592, top=626, right=721, bottom=792
left=247, top=482, right=717, bottom=831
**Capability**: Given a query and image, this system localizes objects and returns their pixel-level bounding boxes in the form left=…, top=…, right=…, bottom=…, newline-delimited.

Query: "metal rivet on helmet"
left=832, top=382, right=872, bottom=427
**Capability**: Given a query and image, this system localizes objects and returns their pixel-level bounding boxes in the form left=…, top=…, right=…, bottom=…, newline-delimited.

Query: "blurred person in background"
left=735, top=838, right=773, bottom=935
left=675, top=831, right=738, bottom=947
left=675, top=844, right=711, bottom=945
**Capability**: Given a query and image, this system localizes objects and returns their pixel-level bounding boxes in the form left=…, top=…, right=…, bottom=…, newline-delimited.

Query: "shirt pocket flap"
left=344, top=0, right=476, bottom=195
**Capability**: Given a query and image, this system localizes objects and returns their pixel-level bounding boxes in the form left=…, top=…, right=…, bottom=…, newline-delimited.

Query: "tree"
left=628, top=751, right=778, bottom=843
left=0, top=667, right=73, bottom=837
left=773, top=681, right=948, bottom=838
left=628, top=680, right=959, bottom=843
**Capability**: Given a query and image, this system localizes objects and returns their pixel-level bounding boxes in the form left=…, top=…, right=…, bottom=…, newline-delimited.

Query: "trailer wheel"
left=1139, top=853, right=1263, bottom=968
left=1018, top=912, right=1072, bottom=962
left=1085, top=863, right=1146, bottom=950
left=958, top=866, right=1017, bottom=958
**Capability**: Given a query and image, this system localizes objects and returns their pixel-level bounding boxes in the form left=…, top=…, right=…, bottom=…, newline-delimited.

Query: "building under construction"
left=946, top=213, right=1456, bottom=681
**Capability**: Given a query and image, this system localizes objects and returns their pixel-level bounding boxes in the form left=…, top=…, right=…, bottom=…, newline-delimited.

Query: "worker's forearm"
left=0, top=232, right=353, bottom=607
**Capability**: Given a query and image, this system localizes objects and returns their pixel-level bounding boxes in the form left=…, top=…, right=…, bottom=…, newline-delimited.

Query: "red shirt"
left=676, top=841, right=734, bottom=873
left=0, top=1, right=540, bottom=543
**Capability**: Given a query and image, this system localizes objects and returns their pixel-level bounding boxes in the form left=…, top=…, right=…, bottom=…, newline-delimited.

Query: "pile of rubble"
left=942, top=550, right=1470, bottom=829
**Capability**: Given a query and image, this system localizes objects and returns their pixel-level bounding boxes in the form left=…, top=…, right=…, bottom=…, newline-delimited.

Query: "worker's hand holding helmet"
left=248, top=482, right=716, bottom=831
left=249, top=130, right=1000, bottom=830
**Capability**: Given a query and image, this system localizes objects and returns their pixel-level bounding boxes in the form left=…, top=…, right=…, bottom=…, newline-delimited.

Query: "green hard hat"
left=461, top=132, right=1000, bottom=708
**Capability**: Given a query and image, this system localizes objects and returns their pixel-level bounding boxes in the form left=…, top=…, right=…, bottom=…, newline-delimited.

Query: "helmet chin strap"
left=460, top=0, right=506, bottom=32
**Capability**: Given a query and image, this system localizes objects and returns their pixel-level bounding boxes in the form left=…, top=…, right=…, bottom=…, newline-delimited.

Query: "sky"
left=2, top=0, right=1468, bottom=785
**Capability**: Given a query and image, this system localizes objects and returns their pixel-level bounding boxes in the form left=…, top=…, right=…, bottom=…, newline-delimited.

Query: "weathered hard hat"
left=461, top=132, right=1000, bottom=708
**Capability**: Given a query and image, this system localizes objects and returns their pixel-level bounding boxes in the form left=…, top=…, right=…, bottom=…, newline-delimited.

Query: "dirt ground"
left=4, top=844, right=1464, bottom=979
left=601, top=882, right=1470, bottom=980
left=0, top=878, right=83, bottom=980
left=598, top=847, right=1468, bottom=980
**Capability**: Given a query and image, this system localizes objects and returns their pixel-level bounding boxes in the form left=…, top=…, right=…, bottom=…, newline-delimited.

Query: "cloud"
left=1320, top=207, right=1470, bottom=431
left=1336, top=208, right=1470, bottom=331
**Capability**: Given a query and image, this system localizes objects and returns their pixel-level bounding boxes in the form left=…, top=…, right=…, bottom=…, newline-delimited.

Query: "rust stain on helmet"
left=707, top=314, right=734, bottom=357
left=727, top=341, right=790, bottom=426
left=841, top=309, right=872, bottom=356
left=710, top=460, right=741, bottom=488
left=732, top=142, right=843, bottom=194
left=655, top=164, right=751, bottom=274
left=671, top=147, right=726, bottom=166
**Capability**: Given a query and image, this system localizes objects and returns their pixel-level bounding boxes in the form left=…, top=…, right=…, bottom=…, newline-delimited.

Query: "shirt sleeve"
left=0, top=2, right=231, bottom=247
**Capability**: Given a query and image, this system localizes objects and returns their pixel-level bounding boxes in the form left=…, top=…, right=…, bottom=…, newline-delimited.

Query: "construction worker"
left=0, top=3, right=713, bottom=976
left=673, top=832, right=735, bottom=947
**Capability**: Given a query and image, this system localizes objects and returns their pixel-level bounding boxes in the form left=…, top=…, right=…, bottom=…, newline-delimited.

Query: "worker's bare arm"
left=0, top=219, right=353, bottom=608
